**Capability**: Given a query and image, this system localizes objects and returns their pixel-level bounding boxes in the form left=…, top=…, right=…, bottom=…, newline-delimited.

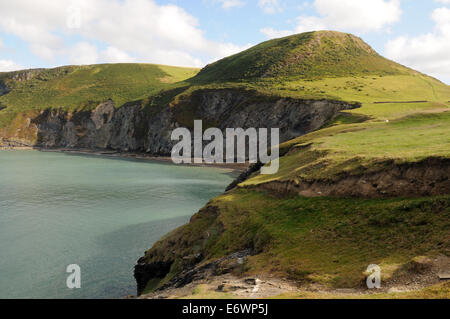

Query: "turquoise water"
left=0, top=150, right=234, bottom=299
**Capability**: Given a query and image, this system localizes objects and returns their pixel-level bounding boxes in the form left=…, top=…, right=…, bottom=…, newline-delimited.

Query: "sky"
left=0, top=0, right=449, bottom=84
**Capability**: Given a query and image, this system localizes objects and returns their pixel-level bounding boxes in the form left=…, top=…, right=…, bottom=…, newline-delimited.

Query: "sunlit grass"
left=144, top=187, right=449, bottom=291
left=0, top=63, right=199, bottom=127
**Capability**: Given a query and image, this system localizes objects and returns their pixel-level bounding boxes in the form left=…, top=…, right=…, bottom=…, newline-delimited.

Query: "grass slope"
left=245, top=111, right=450, bottom=186
left=184, top=31, right=450, bottom=133
left=140, top=31, right=450, bottom=298
left=0, top=63, right=199, bottom=127
left=0, top=30, right=448, bottom=297
left=193, top=31, right=412, bottom=82
left=144, top=189, right=449, bottom=291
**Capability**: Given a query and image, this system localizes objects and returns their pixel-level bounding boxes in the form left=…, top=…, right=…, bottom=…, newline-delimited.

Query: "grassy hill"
left=0, top=63, right=199, bottom=127
left=145, top=190, right=448, bottom=290
left=186, top=31, right=450, bottom=118
left=1, top=31, right=449, bottom=127
left=193, top=31, right=413, bottom=82
left=136, top=31, right=450, bottom=298
left=0, top=30, right=448, bottom=298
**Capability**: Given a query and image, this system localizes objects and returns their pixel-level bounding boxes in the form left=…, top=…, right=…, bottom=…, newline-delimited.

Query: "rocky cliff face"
left=23, top=89, right=360, bottom=155
left=0, top=81, right=11, bottom=97
left=33, top=100, right=150, bottom=152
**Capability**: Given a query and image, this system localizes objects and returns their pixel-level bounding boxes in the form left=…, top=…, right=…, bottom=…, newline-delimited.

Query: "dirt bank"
left=251, top=157, right=450, bottom=198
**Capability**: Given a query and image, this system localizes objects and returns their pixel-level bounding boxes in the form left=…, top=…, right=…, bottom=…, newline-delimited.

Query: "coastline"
left=0, top=146, right=250, bottom=174
left=0, top=147, right=236, bottom=299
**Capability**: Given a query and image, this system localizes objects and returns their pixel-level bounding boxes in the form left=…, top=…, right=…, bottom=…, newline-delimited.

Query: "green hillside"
left=1, top=31, right=449, bottom=129
left=186, top=32, right=450, bottom=183
left=0, top=30, right=448, bottom=298
left=193, top=31, right=413, bottom=82
left=143, top=190, right=448, bottom=292
left=137, top=31, right=450, bottom=298
left=0, top=63, right=199, bottom=127
left=187, top=31, right=450, bottom=114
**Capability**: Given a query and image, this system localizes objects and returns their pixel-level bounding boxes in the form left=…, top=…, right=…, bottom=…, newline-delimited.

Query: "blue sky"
left=0, top=0, right=449, bottom=83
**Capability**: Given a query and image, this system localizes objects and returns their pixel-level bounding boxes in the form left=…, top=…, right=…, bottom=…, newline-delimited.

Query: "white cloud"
left=308, top=0, right=401, bottom=32
left=0, top=3, right=65, bottom=62
left=69, top=42, right=99, bottom=65
left=385, top=7, right=450, bottom=83
left=436, top=0, right=450, bottom=4
left=294, top=15, right=328, bottom=33
left=101, top=46, right=135, bottom=63
left=218, top=0, right=245, bottom=9
left=0, top=60, right=23, bottom=72
left=258, top=0, right=283, bottom=14
left=0, top=0, right=248, bottom=67
left=261, top=0, right=401, bottom=39
left=260, top=27, right=294, bottom=39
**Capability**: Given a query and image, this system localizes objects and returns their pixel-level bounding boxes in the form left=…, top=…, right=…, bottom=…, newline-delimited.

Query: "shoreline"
left=0, top=146, right=250, bottom=173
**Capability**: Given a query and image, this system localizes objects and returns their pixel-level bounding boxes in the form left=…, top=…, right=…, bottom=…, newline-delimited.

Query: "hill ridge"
left=192, top=30, right=413, bottom=83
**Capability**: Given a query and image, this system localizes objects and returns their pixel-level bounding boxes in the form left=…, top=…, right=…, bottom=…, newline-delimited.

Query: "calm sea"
left=0, top=150, right=233, bottom=299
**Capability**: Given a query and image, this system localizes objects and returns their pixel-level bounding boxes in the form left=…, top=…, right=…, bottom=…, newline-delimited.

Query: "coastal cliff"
left=1, top=89, right=359, bottom=155
left=1, top=31, right=449, bottom=299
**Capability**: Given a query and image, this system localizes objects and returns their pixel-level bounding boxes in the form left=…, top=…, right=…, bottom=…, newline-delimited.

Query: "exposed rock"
left=1, top=88, right=362, bottom=296
left=255, top=157, right=450, bottom=198
left=136, top=249, right=253, bottom=296
left=9, top=69, right=44, bottom=82
left=134, top=259, right=173, bottom=296
left=0, top=138, right=34, bottom=149
left=141, top=273, right=299, bottom=299
left=226, top=162, right=264, bottom=191
left=244, top=278, right=257, bottom=285
left=16, top=89, right=360, bottom=157
left=0, top=81, right=11, bottom=97
left=384, top=255, right=450, bottom=291
left=32, top=100, right=149, bottom=152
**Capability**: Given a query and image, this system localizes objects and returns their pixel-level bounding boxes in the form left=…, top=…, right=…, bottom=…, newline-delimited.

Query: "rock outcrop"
left=254, top=157, right=450, bottom=198
left=24, top=89, right=359, bottom=156
left=0, top=81, right=10, bottom=97
left=0, top=88, right=362, bottom=296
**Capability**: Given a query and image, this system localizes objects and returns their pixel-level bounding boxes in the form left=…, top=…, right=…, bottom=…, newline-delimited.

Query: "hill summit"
left=193, top=31, right=412, bottom=82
